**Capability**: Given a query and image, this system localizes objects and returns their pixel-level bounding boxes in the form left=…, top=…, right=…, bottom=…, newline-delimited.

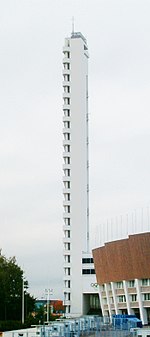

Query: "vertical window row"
left=63, top=46, right=71, bottom=306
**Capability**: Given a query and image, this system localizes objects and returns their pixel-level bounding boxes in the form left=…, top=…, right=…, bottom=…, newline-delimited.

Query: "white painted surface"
left=3, top=328, right=38, bottom=337
left=62, top=32, right=98, bottom=317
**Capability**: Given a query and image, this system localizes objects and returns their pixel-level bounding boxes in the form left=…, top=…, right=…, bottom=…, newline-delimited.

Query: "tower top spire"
left=72, top=16, right=75, bottom=34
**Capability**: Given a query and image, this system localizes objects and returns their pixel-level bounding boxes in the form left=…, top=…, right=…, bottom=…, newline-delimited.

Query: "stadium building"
left=93, top=232, right=150, bottom=325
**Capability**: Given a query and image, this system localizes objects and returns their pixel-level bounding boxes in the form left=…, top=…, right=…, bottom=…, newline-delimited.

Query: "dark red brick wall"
left=92, top=232, right=150, bottom=285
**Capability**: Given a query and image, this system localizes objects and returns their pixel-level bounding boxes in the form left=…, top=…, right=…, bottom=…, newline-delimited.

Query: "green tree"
left=0, top=254, right=35, bottom=321
left=34, top=306, right=45, bottom=324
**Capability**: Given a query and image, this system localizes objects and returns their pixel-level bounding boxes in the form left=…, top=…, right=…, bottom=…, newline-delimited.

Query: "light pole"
left=45, top=288, right=53, bottom=323
left=22, top=277, right=28, bottom=324
left=22, top=278, right=24, bottom=324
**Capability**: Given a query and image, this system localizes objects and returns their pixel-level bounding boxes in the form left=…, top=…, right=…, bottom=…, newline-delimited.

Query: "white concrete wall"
left=63, top=33, right=89, bottom=317
left=69, top=35, right=89, bottom=316
left=63, top=33, right=98, bottom=317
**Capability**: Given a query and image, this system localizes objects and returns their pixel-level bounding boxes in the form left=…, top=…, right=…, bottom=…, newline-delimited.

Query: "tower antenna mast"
left=72, top=16, right=75, bottom=34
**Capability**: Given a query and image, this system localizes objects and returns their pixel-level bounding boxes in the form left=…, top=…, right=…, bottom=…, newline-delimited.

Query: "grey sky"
left=0, top=0, right=150, bottom=299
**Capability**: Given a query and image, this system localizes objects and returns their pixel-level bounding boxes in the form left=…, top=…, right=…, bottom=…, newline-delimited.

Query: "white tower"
left=62, top=31, right=98, bottom=317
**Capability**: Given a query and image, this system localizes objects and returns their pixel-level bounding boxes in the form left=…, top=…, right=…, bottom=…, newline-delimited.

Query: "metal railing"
left=4, top=316, right=138, bottom=337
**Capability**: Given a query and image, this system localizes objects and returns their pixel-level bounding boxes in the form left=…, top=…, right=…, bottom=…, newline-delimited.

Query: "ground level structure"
left=92, top=232, right=150, bottom=325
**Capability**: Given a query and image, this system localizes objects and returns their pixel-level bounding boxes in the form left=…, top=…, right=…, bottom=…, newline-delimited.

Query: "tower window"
left=64, top=51, right=70, bottom=58
left=64, top=97, right=70, bottom=105
left=64, top=133, right=70, bottom=141
left=64, top=205, right=70, bottom=213
left=64, top=109, right=70, bottom=117
left=64, top=218, right=70, bottom=226
left=64, top=230, right=70, bottom=238
left=65, top=242, right=70, bottom=250
left=64, top=193, right=70, bottom=201
left=64, top=157, right=70, bottom=165
left=64, top=121, right=70, bottom=129
left=64, top=181, right=70, bottom=189
left=64, top=145, right=70, bottom=153
left=64, top=169, right=70, bottom=177
left=64, top=74, right=70, bottom=82
left=64, top=63, right=70, bottom=70
left=65, top=267, right=71, bottom=276
left=63, top=74, right=70, bottom=82
left=64, top=86, right=70, bottom=93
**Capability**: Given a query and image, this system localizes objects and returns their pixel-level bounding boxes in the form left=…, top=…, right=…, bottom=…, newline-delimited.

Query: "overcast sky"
left=0, top=0, right=150, bottom=300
